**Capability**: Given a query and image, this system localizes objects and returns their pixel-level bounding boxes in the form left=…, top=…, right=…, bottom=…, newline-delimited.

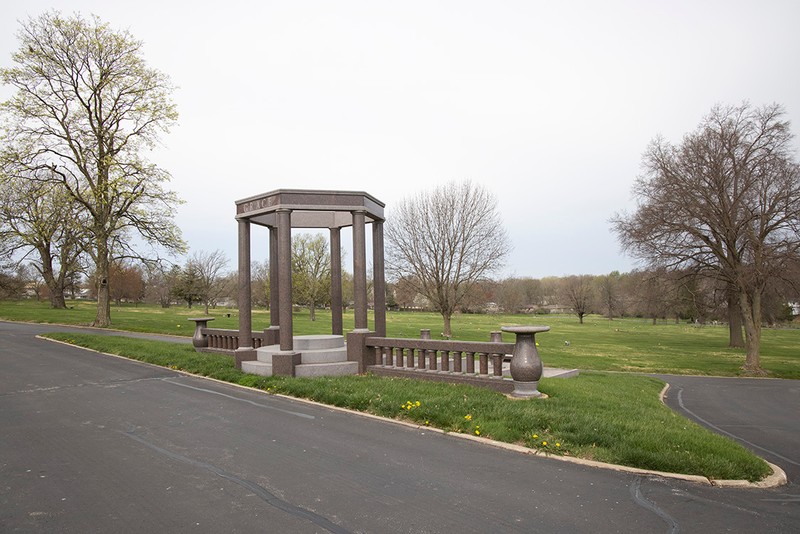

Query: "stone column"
left=352, top=209, right=369, bottom=331
left=277, top=209, right=294, bottom=351
left=235, top=219, right=256, bottom=368
left=372, top=220, right=387, bottom=337
left=266, top=225, right=280, bottom=346
left=269, top=226, right=280, bottom=326
left=330, top=227, right=343, bottom=336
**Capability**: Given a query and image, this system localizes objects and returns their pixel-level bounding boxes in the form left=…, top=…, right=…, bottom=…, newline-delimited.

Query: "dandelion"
left=475, top=426, right=481, bottom=436
left=542, top=441, right=547, bottom=446
left=464, top=414, right=472, bottom=421
left=415, top=401, right=421, bottom=407
left=556, top=443, right=561, bottom=447
left=532, top=434, right=538, bottom=439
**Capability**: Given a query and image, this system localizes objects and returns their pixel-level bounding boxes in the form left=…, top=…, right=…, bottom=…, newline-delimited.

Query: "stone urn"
left=188, top=317, right=215, bottom=348
left=501, top=325, right=550, bottom=398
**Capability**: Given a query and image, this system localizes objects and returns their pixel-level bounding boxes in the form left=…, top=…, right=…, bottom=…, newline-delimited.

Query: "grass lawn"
left=42, top=332, right=773, bottom=482
left=3, top=299, right=799, bottom=378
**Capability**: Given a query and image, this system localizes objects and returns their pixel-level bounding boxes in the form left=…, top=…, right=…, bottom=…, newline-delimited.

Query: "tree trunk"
left=728, top=289, right=744, bottom=348
left=738, top=289, right=763, bottom=373
left=49, top=291, right=67, bottom=309
left=442, top=313, right=452, bottom=337
left=93, top=244, right=112, bottom=327
left=310, top=303, right=316, bottom=322
left=94, top=279, right=111, bottom=327
left=37, top=248, right=67, bottom=309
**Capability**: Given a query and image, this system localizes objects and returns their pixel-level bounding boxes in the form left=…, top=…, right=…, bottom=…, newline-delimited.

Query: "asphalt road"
left=1, top=321, right=798, bottom=533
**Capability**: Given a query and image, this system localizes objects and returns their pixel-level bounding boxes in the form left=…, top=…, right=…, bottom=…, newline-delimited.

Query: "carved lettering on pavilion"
left=237, top=195, right=278, bottom=215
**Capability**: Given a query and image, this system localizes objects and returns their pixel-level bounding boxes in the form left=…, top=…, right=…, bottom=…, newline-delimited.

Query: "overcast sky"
left=2, top=1, right=799, bottom=278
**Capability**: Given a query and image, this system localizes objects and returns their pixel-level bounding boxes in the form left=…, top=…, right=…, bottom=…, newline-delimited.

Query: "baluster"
left=441, top=351, right=450, bottom=372
left=491, top=353, right=503, bottom=376
left=374, top=346, right=382, bottom=366
left=406, top=348, right=414, bottom=368
left=466, top=351, right=475, bottom=374
left=427, top=349, right=436, bottom=370
left=479, top=353, right=488, bottom=375
left=453, top=351, right=462, bottom=373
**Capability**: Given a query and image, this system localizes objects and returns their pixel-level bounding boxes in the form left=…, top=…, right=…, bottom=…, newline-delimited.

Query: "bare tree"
left=386, top=180, right=511, bottom=336
left=108, top=261, right=145, bottom=305
left=613, top=103, right=800, bottom=373
left=188, top=250, right=231, bottom=315
left=292, top=234, right=331, bottom=322
left=143, top=263, right=180, bottom=308
left=497, top=277, right=527, bottom=314
left=560, top=275, right=595, bottom=323
left=0, top=12, right=185, bottom=326
left=595, top=271, right=622, bottom=319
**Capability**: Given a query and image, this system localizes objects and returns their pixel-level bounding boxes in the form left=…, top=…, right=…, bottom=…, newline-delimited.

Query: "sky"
left=2, top=0, right=799, bottom=278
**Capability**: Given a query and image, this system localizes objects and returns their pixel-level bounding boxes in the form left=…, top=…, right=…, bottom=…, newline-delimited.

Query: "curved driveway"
left=1, top=321, right=798, bottom=532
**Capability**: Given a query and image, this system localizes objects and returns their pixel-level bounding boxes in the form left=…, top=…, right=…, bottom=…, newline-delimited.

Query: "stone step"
left=255, top=345, right=348, bottom=365
left=292, top=335, right=345, bottom=350
left=241, top=360, right=272, bottom=376
left=241, top=359, right=358, bottom=377
left=295, top=361, right=359, bottom=377
left=299, top=346, right=348, bottom=365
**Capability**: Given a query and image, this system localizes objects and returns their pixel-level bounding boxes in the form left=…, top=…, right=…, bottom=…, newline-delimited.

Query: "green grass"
left=41, top=332, right=771, bottom=482
left=4, top=299, right=799, bottom=378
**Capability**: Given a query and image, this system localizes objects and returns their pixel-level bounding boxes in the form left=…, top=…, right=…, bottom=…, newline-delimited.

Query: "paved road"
left=659, top=374, right=800, bottom=483
left=1, top=321, right=798, bottom=532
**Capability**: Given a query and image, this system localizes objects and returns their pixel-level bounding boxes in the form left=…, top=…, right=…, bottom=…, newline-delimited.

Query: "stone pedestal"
left=501, top=325, right=550, bottom=398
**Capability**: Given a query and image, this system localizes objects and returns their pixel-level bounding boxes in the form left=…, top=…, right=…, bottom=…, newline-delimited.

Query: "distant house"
left=789, top=302, right=800, bottom=316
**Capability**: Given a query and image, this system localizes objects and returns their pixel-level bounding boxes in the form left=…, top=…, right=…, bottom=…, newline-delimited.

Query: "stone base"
left=510, top=380, right=542, bottom=398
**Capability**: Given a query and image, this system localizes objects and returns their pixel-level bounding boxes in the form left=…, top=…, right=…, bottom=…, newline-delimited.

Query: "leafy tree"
left=613, top=103, right=800, bottom=372
left=172, top=262, right=202, bottom=309
left=386, top=180, right=511, bottom=336
left=0, top=264, right=27, bottom=299
left=0, top=171, right=86, bottom=308
left=292, top=234, right=331, bottom=322
left=251, top=260, right=270, bottom=308
left=0, top=11, right=185, bottom=326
